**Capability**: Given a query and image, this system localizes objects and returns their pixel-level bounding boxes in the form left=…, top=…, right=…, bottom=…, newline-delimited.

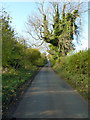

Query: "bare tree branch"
left=26, top=1, right=88, bottom=50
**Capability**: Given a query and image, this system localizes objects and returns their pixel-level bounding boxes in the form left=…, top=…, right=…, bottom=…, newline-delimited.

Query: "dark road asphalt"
left=13, top=66, right=88, bottom=118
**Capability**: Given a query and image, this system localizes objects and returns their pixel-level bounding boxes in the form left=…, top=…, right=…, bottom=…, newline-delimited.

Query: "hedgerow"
left=52, top=50, right=89, bottom=101
left=1, top=10, right=47, bottom=114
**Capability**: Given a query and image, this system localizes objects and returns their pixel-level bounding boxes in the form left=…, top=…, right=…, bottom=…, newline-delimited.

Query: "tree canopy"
left=27, top=2, right=84, bottom=58
left=1, top=10, right=47, bottom=71
left=43, top=3, right=79, bottom=56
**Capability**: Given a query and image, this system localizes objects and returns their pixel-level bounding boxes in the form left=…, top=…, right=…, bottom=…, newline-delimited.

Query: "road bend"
left=13, top=66, right=88, bottom=118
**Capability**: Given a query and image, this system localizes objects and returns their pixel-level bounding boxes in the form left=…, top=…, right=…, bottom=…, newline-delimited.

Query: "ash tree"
left=43, top=3, right=79, bottom=57
left=26, top=2, right=87, bottom=58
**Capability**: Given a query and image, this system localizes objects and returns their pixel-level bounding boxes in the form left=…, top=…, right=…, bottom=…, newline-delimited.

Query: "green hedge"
left=2, top=66, right=37, bottom=112
left=52, top=50, right=89, bottom=101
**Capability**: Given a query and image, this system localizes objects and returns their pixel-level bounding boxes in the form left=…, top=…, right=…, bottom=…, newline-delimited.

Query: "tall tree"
left=43, top=3, right=79, bottom=56
left=1, top=10, right=15, bottom=67
left=27, top=2, right=86, bottom=57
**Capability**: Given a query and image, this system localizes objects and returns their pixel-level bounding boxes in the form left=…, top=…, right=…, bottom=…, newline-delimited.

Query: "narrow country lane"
left=13, top=66, right=88, bottom=118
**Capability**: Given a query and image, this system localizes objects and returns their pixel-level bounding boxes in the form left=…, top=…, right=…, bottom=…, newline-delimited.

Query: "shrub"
left=52, top=50, right=89, bottom=101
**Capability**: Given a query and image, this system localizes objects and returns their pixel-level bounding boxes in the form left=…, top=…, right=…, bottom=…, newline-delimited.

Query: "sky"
left=73, top=11, right=88, bottom=52
left=88, top=1, right=90, bottom=49
left=1, top=2, right=37, bottom=36
left=0, top=1, right=89, bottom=53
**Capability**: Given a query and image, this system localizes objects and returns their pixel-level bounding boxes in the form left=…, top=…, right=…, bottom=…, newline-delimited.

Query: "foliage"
left=1, top=10, right=47, bottom=112
left=43, top=3, right=79, bottom=57
left=51, top=50, right=89, bottom=101
left=2, top=67, right=37, bottom=111
left=1, top=10, right=15, bottom=67
left=27, top=3, right=81, bottom=58
left=1, top=10, right=46, bottom=71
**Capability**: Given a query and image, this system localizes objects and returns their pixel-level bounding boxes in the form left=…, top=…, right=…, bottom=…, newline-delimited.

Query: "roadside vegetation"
left=1, top=2, right=89, bottom=115
left=49, top=49, right=89, bottom=101
left=27, top=2, right=88, bottom=102
left=1, top=10, right=47, bottom=113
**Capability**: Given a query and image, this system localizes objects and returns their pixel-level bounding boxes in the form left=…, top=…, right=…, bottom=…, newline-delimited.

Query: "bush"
left=52, top=50, right=89, bottom=101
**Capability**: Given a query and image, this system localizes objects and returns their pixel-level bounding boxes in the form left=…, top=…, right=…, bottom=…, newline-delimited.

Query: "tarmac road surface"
left=13, top=66, right=88, bottom=118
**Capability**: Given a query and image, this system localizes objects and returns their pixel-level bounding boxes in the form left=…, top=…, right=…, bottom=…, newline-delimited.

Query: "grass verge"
left=2, top=66, right=39, bottom=115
